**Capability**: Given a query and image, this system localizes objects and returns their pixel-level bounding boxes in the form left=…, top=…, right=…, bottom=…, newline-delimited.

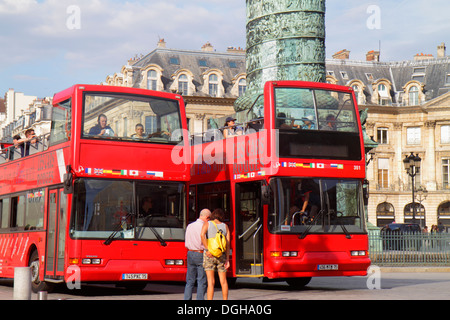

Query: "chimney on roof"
left=366, top=50, right=380, bottom=62
left=332, top=49, right=350, bottom=60
left=227, top=46, right=245, bottom=53
left=157, top=38, right=166, bottom=48
left=414, top=53, right=434, bottom=61
left=201, top=41, right=214, bottom=52
left=437, top=42, right=446, bottom=59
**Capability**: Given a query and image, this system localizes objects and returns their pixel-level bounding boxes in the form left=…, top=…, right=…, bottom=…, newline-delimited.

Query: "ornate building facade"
left=103, top=39, right=246, bottom=135
left=103, top=41, right=450, bottom=230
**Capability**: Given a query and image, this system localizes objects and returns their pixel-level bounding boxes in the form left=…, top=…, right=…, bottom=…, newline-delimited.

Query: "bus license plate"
left=317, top=264, right=338, bottom=271
left=122, top=273, right=148, bottom=280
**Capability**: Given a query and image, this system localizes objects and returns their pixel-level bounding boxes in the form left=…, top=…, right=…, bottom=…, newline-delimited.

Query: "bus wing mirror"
left=363, top=179, right=369, bottom=206
left=261, top=185, right=270, bottom=205
left=64, top=172, right=73, bottom=194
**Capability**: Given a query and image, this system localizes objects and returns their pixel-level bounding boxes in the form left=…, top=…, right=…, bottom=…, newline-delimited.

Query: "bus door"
left=235, top=181, right=263, bottom=276
left=45, top=188, right=68, bottom=279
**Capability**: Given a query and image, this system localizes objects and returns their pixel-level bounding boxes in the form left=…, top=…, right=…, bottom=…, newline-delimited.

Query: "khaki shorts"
left=203, top=251, right=227, bottom=272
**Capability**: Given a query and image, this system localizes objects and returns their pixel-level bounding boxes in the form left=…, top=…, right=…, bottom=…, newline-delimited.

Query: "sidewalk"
left=1, top=267, right=449, bottom=300
left=379, top=266, right=450, bottom=273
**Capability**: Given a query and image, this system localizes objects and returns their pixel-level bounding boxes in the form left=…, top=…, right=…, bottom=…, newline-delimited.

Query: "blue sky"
left=0, top=0, right=448, bottom=98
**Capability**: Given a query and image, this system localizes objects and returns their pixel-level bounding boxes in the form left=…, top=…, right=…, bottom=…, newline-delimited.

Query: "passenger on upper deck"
left=321, top=114, right=337, bottom=131
left=8, top=134, right=22, bottom=160
left=23, top=129, right=39, bottom=156
left=223, top=117, right=242, bottom=138
left=301, top=115, right=315, bottom=130
left=89, top=114, right=116, bottom=137
left=276, top=113, right=299, bottom=129
left=131, top=123, right=146, bottom=140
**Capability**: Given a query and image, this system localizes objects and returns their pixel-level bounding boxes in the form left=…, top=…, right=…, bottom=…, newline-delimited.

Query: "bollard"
left=38, top=291, right=48, bottom=300
left=13, top=267, right=32, bottom=300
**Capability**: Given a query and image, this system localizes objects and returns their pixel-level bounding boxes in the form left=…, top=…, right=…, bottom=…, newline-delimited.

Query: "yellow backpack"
left=207, top=221, right=227, bottom=258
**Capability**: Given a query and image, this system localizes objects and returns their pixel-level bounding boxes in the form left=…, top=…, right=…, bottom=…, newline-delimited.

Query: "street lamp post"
left=416, top=186, right=428, bottom=228
left=403, top=152, right=421, bottom=224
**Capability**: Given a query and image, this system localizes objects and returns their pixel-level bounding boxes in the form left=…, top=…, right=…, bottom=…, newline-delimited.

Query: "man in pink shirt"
left=184, top=208, right=211, bottom=300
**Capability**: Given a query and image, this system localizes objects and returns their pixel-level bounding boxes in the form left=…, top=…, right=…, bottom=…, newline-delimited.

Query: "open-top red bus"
left=0, top=84, right=189, bottom=292
left=187, top=80, right=370, bottom=287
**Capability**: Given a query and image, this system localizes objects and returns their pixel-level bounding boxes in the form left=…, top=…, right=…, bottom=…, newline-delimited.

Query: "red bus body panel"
left=68, top=240, right=187, bottom=282
left=0, top=232, right=46, bottom=277
left=0, top=85, right=190, bottom=286
left=264, top=233, right=370, bottom=278
left=190, top=80, right=370, bottom=281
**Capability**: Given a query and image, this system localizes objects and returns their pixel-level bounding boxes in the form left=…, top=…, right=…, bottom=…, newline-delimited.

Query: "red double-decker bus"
left=0, top=84, right=189, bottom=292
left=187, top=81, right=370, bottom=287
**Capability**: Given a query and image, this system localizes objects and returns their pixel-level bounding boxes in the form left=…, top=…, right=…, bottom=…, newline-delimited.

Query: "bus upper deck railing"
left=190, top=118, right=264, bottom=145
left=0, top=133, right=51, bottom=164
left=368, top=230, right=450, bottom=266
left=190, top=116, right=359, bottom=146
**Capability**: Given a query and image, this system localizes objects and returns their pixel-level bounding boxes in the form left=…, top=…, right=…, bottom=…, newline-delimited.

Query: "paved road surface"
left=1, top=268, right=449, bottom=301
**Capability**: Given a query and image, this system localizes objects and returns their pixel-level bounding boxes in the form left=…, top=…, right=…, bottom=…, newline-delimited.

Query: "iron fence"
left=368, top=231, right=450, bottom=266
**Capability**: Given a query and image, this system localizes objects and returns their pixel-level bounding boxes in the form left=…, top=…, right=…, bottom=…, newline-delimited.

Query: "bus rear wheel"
left=286, top=277, right=311, bottom=289
left=29, top=250, right=54, bottom=293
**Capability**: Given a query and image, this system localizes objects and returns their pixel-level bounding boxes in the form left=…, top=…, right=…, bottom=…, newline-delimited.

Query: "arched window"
left=376, top=202, right=395, bottom=227
left=438, top=201, right=450, bottom=216
left=404, top=202, right=425, bottom=225
left=147, top=70, right=157, bottom=91
left=409, top=86, right=419, bottom=105
left=377, top=83, right=390, bottom=105
left=438, top=201, right=450, bottom=232
left=209, top=74, right=218, bottom=97
left=178, top=74, right=188, bottom=95
left=352, top=85, right=359, bottom=102
left=238, top=78, right=246, bottom=97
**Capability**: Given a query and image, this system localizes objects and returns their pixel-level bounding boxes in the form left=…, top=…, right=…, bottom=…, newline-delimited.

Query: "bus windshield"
left=269, top=178, right=366, bottom=235
left=82, top=93, right=183, bottom=144
left=274, top=87, right=358, bottom=132
left=70, top=179, right=185, bottom=241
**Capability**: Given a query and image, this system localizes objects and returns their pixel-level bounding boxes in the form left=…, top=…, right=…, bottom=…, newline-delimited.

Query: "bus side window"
left=1, top=198, right=10, bottom=229
left=10, top=195, right=26, bottom=229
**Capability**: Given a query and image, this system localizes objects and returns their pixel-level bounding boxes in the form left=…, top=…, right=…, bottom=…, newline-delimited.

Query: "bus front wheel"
left=29, top=250, right=54, bottom=293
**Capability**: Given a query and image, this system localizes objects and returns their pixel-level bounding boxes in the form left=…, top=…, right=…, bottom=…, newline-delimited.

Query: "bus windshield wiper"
left=340, top=223, right=351, bottom=239
left=148, top=226, right=167, bottom=247
left=299, top=209, right=324, bottom=239
left=327, top=209, right=351, bottom=239
left=333, top=211, right=351, bottom=239
left=104, top=212, right=134, bottom=245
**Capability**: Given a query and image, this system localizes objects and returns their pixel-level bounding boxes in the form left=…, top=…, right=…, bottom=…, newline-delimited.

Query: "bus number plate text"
left=317, top=264, right=338, bottom=271
left=122, top=273, right=148, bottom=280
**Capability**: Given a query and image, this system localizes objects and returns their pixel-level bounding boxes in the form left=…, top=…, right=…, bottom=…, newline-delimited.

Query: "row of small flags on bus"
left=280, top=162, right=344, bottom=169
left=233, top=171, right=265, bottom=180
left=27, top=190, right=44, bottom=199
left=84, top=168, right=164, bottom=178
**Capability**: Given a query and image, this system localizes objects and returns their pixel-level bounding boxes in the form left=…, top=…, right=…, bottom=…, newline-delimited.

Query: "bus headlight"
left=165, top=259, right=184, bottom=266
left=271, top=251, right=298, bottom=257
left=81, top=258, right=102, bottom=264
left=351, top=251, right=366, bottom=256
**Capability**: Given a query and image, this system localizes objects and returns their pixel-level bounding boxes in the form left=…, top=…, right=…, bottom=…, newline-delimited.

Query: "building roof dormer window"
left=402, top=80, right=425, bottom=106
left=372, top=79, right=392, bottom=106
left=170, top=69, right=195, bottom=96
left=140, top=64, right=164, bottom=91
left=202, top=69, right=224, bottom=98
